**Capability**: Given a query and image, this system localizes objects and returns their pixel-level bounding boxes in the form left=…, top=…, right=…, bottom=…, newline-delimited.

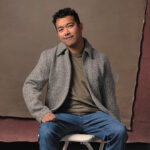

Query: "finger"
left=42, top=116, right=51, bottom=123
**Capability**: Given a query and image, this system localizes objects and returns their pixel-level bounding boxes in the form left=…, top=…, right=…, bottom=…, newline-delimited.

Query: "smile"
left=64, top=35, right=73, bottom=40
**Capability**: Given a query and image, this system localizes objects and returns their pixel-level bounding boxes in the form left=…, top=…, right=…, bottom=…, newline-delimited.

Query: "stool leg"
left=99, top=141, right=105, bottom=150
left=62, top=141, right=69, bottom=150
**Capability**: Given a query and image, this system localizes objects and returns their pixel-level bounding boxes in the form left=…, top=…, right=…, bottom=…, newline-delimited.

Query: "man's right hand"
left=41, top=112, right=56, bottom=123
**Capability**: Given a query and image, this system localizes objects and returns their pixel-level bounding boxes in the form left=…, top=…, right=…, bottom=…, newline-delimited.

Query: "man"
left=23, top=8, right=128, bottom=150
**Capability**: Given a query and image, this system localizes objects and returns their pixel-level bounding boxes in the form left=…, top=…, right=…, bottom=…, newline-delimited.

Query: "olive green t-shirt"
left=57, top=52, right=100, bottom=114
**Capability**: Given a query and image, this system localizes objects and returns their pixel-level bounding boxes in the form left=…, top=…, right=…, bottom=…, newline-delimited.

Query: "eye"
left=57, top=28, right=63, bottom=32
left=67, top=23, right=74, bottom=28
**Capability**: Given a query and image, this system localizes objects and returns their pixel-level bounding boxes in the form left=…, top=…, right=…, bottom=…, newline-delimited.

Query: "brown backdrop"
left=0, top=0, right=147, bottom=130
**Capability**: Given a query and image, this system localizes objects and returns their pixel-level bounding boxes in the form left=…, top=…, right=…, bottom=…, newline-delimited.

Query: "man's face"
left=55, top=16, right=83, bottom=48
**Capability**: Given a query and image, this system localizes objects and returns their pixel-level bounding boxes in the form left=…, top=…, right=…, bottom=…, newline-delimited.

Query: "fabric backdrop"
left=0, top=0, right=147, bottom=130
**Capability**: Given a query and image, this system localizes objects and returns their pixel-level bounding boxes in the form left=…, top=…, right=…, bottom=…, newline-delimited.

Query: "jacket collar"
left=56, top=38, right=93, bottom=58
left=56, top=42, right=67, bottom=56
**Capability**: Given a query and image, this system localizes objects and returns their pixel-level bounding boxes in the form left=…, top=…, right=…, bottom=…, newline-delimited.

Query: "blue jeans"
left=38, top=112, right=128, bottom=150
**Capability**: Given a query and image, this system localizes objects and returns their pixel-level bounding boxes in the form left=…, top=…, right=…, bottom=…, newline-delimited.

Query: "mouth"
left=64, top=35, right=74, bottom=40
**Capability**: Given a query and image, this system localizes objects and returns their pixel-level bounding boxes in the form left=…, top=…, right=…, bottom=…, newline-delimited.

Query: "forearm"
left=23, top=78, right=51, bottom=122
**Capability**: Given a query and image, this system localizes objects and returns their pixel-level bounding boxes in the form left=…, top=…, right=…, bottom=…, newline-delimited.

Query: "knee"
left=112, top=124, right=128, bottom=140
left=38, top=123, right=57, bottom=140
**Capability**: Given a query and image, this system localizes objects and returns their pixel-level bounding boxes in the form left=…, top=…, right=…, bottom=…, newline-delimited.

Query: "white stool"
left=61, top=134, right=105, bottom=150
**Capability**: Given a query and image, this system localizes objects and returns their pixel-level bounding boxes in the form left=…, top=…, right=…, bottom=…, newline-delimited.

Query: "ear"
left=79, top=23, right=83, bottom=31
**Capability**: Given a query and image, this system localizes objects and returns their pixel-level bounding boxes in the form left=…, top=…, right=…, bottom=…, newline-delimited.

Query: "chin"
left=67, top=43, right=76, bottom=48
left=64, top=41, right=76, bottom=47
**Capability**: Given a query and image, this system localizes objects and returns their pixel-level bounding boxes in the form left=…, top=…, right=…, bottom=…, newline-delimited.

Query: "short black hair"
left=52, top=8, right=81, bottom=26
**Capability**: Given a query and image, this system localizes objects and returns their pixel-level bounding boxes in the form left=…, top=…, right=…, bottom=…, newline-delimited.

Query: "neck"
left=67, top=38, right=84, bottom=54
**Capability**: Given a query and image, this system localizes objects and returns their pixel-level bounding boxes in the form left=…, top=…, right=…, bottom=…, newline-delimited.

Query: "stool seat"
left=61, top=134, right=96, bottom=142
left=60, top=134, right=105, bottom=150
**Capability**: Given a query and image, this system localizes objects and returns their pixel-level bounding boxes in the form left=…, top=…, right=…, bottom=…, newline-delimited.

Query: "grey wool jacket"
left=22, top=38, right=120, bottom=123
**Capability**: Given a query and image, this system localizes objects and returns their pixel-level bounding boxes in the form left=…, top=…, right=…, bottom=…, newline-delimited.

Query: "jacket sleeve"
left=102, top=56, right=120, bottom=120
left=22, top=50, right=51, bottom=123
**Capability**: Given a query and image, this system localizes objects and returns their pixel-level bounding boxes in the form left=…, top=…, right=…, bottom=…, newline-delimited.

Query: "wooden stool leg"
left=99, top=141, right=105, bottom=150
left=62, top=141, right=69, bottom=150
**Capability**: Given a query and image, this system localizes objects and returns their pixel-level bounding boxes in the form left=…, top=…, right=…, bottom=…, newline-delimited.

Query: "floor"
left=0, top=142, right=150, bottom=150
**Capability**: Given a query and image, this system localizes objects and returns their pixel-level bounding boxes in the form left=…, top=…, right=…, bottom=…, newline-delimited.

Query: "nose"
left=64, top=28, right=70, bottom=36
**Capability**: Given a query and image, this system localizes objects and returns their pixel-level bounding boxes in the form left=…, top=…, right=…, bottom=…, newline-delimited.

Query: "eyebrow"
left=56, top=22, right=74, bottom=30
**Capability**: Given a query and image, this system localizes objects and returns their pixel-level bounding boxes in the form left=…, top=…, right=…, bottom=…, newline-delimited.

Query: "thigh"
left=82, top=112, right=126, bottom=141
left=38, top=113, right=81, bottom=139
